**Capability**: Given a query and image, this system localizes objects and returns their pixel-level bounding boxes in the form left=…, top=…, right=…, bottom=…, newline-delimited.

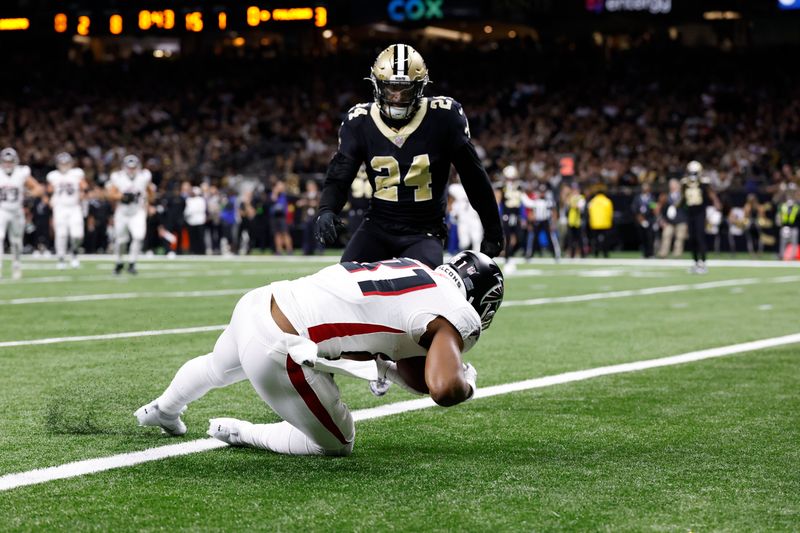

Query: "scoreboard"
left=0, top=3, right=328, bottom=36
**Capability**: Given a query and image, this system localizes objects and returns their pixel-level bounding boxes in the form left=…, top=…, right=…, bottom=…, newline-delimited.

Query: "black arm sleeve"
left=319, top=152, right=361, bottom=215
left=452, top=142, right=501, bottom=231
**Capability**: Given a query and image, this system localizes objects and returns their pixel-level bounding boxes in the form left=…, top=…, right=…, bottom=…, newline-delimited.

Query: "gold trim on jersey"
left=369, top=97, right=428, bottom=148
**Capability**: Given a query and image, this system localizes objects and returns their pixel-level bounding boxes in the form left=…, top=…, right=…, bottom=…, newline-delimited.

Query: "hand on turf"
left=314, top=211, right=345, bottom=245
left=480, top=225, right=504, bottom=258
left=463, top=362, right=478, bottom=400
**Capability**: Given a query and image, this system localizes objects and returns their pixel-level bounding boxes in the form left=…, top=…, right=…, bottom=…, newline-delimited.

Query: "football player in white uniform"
left=0, top=147, right=43, bottom=279
left=136, top=251, right=504, bottom=457
left=107, top=155, right=153, bottom=275
left=46, top=153, right=88, bottom=269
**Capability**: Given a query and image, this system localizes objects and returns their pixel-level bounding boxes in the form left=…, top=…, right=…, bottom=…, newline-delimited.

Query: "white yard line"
left=503, top=276, right=799, bottom=307
left=3, top=275, right=798, bottom=307
left=0, top=325, right=226, bottom=349
left=1, top=331, right=798, bottom=492
left=1, top=289, right=248, bottom=305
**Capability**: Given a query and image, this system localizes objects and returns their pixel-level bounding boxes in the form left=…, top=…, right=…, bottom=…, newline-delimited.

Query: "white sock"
left=114, top=240, right=125, bottom=263
left=56, top=233, right=68, bottom=261
left=129, top=239, right=142, bottom=264
left=11, top=241, right=21, bottom=267
left=241, top=421, right=329, bottom=456
left=157, top=354, right=225, bottom=416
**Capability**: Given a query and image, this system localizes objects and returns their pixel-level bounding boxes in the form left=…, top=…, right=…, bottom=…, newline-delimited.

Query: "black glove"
left=314, top=210, right=346, bottom=245
left=121, top=192, right=137, bottom=204
left=480, top=224, right=504, bottom=257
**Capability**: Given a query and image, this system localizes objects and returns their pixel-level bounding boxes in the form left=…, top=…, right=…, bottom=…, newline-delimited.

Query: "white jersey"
left=109, top=169, right=151, bottom=215
left=47, top=168, right=85, bottom=209
left=273, top=258, right=482, bottom=361
left=0, top=165, right=30, bottom=212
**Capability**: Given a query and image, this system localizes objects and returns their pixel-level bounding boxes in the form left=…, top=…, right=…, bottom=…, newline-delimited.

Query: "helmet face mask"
left=438, top=251, right=505, bottom=331
left=369, top=44, right=429, bottom=121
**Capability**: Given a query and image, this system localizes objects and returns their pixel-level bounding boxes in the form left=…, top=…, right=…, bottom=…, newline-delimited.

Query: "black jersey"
left=680, top=176, right=712, bottom=215
left=337, top=96, right=471, bottom=231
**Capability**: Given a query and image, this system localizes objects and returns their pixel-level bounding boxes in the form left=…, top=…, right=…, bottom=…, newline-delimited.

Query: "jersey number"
left=371, top=154, right=433, bottom=203
left=685, top=186, right=703, bottom=207
left=0, top=187, right=19, bottom=202
left=57, top=184, right=75, bottom=196
left=342, top=258, right=436, bottom=296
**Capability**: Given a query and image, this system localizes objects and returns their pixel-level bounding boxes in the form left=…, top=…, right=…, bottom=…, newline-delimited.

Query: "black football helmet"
left=437, top=251, right=504, bottom=330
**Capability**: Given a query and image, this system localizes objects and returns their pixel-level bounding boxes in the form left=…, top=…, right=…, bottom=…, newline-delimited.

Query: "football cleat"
left=114, top=262, right=124, bottom=276
left=57, top=260, right=67, bottom=271
left=134, top=401, right=187, bottom=436
left=11, top=264, right=21, bottom=280
left=369, top=377, right=392, bottom=397
left=70, top=258, right=80, bottom=269
left=127, top=263, right=138, bottom=275
left=207, top=417, right=252, bottom=446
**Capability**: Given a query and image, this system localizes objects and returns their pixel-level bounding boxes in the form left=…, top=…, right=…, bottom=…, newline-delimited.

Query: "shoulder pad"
left=345, top=103, right=371, bottom=121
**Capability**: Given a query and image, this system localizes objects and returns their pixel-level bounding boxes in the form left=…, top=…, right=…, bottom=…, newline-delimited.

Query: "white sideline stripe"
left=503, top=275, right=799, bottom=307
left=2, top=332, right=799, bottom=492
left=0, top=267, right=318, bottom=285
left=1, top=289, right=248, bottom=305
left=0, top=325, right=226, bottom=348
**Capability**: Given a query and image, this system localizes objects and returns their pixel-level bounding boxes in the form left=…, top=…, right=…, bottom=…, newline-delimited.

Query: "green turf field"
left=1, top=256, right=798, bottom=531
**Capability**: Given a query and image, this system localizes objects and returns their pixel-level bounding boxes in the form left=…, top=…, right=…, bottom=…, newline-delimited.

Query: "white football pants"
left=157, top=285, right=355, bottom=456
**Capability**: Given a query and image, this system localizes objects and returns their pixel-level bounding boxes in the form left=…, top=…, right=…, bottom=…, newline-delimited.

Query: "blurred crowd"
left=2, top=39, right=799, bottom=257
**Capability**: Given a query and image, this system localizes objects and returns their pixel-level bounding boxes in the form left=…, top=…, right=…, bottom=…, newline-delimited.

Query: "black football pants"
left=341, top=219, right=444, bottom=269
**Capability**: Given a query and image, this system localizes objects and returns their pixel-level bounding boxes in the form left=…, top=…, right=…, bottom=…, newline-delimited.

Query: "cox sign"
left=388, top=0, right=444, bottom=22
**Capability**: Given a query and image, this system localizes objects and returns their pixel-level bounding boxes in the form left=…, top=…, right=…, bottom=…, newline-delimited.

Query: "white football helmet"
left=123, top=154, right=141, bottom=177
left=1, top=147, right=19, bottom=174
left=55, top=152, right=73, bottom=171
left=686, top=161, right=703, bottom=175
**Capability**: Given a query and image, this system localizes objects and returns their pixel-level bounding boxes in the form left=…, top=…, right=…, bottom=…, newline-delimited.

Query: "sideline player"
left=314, top=44, right=503, bottom=268
left=107, top=155, right=154, bottom=275
left=0, top=147, right=43, bottom=279
left=46, top=152, right=88, bottom=269
left=135, top=251, right=504, bottom=456
left=680, top=161, right=719, bottom=274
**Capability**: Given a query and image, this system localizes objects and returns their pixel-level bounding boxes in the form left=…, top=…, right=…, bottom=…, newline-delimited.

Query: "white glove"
left=463, top=362, right=477, bottom=400
left=285, top=334, right=318, bottom=368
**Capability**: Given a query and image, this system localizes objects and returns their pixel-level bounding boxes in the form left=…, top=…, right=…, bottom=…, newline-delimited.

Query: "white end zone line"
left=2, top=332, right=799, bottom=492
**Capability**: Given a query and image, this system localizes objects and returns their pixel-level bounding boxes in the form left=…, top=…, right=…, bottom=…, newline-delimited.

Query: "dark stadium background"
left=1, top=0, right=798, bottom=256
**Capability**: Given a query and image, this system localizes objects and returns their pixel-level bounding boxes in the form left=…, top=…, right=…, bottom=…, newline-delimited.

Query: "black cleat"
left=114, top=262, right=124, bottom=276
left=127, top=263, right=138, bottom=275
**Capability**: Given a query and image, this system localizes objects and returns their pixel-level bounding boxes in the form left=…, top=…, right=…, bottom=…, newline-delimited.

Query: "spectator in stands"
left=220, top=188, right=239, bottom=255
left=297, top=179, right=321, bottom=256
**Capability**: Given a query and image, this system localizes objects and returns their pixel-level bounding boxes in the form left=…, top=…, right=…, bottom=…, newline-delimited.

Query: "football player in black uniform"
left=680, top=161, right=719, bottom=274
left=314, top=44, right=503, bottom=269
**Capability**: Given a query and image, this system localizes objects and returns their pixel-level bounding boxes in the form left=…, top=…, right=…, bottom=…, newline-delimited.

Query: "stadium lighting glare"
left=0, top=18, right=30, bottom=31
left=153, top=49, right=165, bottom=58
left=232, top=37, right=245, bottom=47
left=668, top=26, right=678, bottom=40
left=483, top=25, right=493, bottom=34
left=508, top=30, right=517, bottom=38
left=422, top=26, right=472, bottom=42
left=322, top=29, right=333, bottom=39
left=703, top=11, right=741, bottom=20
